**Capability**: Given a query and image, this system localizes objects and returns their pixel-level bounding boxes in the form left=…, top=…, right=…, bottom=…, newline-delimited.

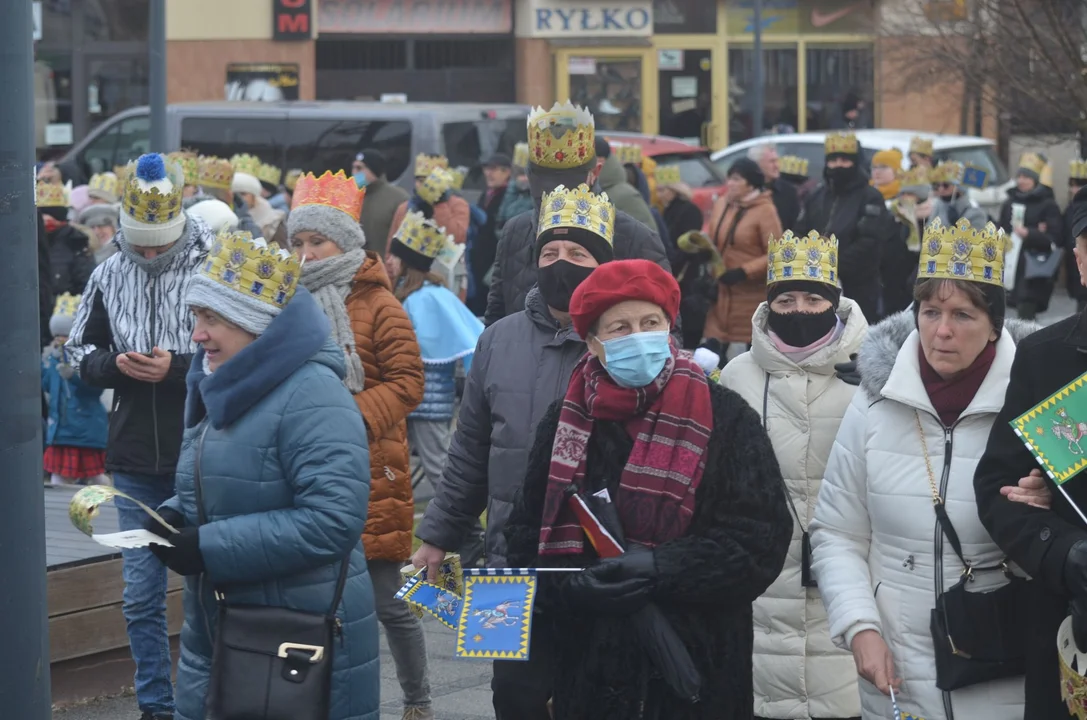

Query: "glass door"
left=657, top=48, right=713, bottom=145
left=85, top=55, right=150, bottom=134
left=555, top=48, right=655, bottom=133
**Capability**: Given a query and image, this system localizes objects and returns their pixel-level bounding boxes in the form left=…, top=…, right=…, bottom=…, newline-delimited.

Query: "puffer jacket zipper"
left=928, top=414, right=963, bottom=720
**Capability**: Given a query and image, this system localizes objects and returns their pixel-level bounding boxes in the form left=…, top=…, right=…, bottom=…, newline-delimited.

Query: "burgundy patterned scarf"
left=537, top=346, right=714, bottom=556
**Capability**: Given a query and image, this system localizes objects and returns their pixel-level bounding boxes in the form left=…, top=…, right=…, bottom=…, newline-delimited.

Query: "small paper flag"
left=456, top=568, right=537, bottom=661
left=396, top=576, right=462, bottom=629
left=960, top=165, right=988, bottom=189
left=1010, top=370, right=1087, bottom=484
left=398, top=556, right=464, bottom=621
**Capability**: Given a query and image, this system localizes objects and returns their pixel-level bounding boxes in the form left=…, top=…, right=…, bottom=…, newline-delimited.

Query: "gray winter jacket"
left=931, top=192, right=990, bottom=229
left=597, top=154, right=657, bottom=229
left=483, top=206, right=669, bottom=326
left=414, top=287, right=588, bottom=566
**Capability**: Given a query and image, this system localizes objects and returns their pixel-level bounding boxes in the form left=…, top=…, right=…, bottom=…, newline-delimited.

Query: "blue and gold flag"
left=456, top=568, right=537, bottom=661
left=396, top=575, right=462, bottom=629
left=961, top=165, right=988, bottom=189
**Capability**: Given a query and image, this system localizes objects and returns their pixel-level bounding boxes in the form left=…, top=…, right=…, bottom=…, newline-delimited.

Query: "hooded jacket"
left=42, top=344, right=108, bottom=450
left=346, top=252, right=425, bottom=562
left=597, top=154, right=657, bottom=230
left=414, top=287, right=588, bottom=566
left=720, top=299, right=867, bottom=719
left=359, top=178, right=409, bottom=258
left=931, top=191, right=990, bottom=230
left=66, top=215, right=214, bottom=475
left=811, top=311, right=1034, bottom=720
left=164, top=289, right=378, bottom=720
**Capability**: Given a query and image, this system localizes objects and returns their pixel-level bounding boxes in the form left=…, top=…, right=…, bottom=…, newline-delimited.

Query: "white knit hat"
left=231, top=172, right=263, bottom=197
left=118, top=154, right=187, bottom=248
left=185, top=198, right=238, bottom=234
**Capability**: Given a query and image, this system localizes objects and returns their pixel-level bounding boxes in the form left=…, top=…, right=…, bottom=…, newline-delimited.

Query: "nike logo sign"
left=810, top=1, right=865, bottom=28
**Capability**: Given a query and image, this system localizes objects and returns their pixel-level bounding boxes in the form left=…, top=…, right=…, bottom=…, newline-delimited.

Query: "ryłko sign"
left=516, top=0, right=653, bottom=38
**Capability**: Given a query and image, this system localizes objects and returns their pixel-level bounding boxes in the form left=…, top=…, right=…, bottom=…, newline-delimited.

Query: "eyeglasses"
left=936, top=182, right=954, bottom=189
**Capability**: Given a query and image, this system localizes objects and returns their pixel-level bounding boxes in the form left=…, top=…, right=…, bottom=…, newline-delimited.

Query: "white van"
left=711, top=129, right=1011, bottom=217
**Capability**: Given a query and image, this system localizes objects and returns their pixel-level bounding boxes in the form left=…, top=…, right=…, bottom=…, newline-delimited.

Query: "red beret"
left=569, top=259, right=681, bottom=339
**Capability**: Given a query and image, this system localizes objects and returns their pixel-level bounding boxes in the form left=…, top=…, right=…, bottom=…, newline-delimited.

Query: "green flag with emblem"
left=1010, top=370, right=1087, bottom=484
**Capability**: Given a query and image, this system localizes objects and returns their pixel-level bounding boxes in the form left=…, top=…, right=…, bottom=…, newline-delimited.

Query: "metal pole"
left=751, top=0, right=764, bottom=138
left=0, top=0, right=51, bottom=716
left=149, top=0, right=167, bottom=153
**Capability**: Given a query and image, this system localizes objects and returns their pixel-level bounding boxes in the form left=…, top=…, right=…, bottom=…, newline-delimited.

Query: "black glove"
left=145, top=507, right=185, bottom=539
left=563, top=557, right=655, bottom=615
left=150, top=526, right=206, bottom=576
left=834, top=354, right=861, bottom=386
left=718, top=268, right=746, bottom=286
left=1065, top=539, right=1087, bottom=597
left=1073, top=597, right=1087, bottom=653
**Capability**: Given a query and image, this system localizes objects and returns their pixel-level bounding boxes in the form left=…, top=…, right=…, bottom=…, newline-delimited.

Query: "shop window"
left=805, top=45, right=874, bottom=132
left=727, top=46, right=798, bottom=142
left=414, top=39, right=513, bottom=70
left=569, top=58, right=643, bottom=133
left=83, top=0, right=149, bottom=42
left=88, top=57, right=150, bottom=131
left=316, top=40, right=408, bottom=71
left=441, top=118, right=527, bottom=190
left=285, top=119, right=413, bottom=183
left=653, top=0, right=717, bottom=34
left=182, top=117, right=289, bottom=168
left=81, top=122, right=119, bottom=177
left=34, top=51, right=73, bottom=154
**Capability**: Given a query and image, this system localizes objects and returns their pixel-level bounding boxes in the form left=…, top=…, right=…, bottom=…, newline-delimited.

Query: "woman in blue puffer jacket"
left=147, top=231, right=379, bottom=720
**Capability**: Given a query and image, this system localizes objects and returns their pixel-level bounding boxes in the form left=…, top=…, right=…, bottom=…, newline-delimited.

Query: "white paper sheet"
left=92, top=529, right=174, bottom=549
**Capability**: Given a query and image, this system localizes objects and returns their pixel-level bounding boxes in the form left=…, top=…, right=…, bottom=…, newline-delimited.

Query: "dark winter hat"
left=767, top=280, right=841, bottom=310
left=727, top=157, right=765, bottom=190
left=483, top=153, right=512, bottom=169
left=1071, top=185, right=1087, bottom=240
left=358, top=149, right=387, bottom=178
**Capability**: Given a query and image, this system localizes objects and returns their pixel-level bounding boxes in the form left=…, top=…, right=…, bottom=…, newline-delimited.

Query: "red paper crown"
left=291, top=170, right=365, bottom=222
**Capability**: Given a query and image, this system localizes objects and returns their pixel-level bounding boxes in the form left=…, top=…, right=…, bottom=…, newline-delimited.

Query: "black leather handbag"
left=193, top=425, right=350, bottom=720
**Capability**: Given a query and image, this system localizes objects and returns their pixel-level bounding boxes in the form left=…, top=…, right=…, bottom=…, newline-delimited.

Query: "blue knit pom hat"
left=119, top=153, right=187, bottom=248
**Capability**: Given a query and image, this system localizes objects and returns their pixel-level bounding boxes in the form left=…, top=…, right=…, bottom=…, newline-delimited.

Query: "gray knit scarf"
left=301, top=249, right=367, bottom=394
left=115, top=222, right=191, bottom=277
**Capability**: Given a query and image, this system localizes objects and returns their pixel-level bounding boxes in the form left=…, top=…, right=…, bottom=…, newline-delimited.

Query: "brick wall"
left=166, top=40, right=316, bottom=103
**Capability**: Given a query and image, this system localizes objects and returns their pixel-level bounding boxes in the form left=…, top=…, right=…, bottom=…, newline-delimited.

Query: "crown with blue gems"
left=918, top=218, right=1006, bottom=287
left=417, top=167, right=453, bottom=205
left=200, top=229, right=301, bottom=308
left=537, top=183, right=614, bottom=246
left=394, top=210, right=452, bottom=260
left=767, top=230, right=839, bottom=286
left=53, top=292, right=81, bottom=318
left=88, top=172, right=119, bottom=200
left=122, top=154, right=183, bottom=225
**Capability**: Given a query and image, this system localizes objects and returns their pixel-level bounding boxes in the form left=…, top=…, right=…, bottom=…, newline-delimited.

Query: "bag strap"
left=764, top=374, right=806, bottom=533
left=192, top=421, right=351, bottom=616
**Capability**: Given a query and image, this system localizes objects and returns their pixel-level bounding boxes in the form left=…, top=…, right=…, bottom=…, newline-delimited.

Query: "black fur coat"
left=505, top=382, right=793, bottom=720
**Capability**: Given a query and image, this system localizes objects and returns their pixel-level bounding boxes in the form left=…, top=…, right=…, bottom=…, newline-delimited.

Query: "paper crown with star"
left=909, top=136, right=934, bottom=157
left=512, top=142, right=530, bottom=168
left=778, top=155, right=809, bottom=177
left=415, top=153, right=449, bottom=178
left=417, top=167, right=453, bottom=206
left=1018, top=152, right=1048, bottom=177
left=918, top=218, right=1006, bottom=287
left=36, top=180, right=69, bottom=208
left=655, top=165, right=681, bottom=186
left=1071, top=160, right=1087, bottom=182
left=88, top=172, right=119, bottom=201
left=767, top=230, right=839, bottom=287
left=121, top=154, right=183, bottom=225
left=197, top=155, right=234, bottom=191
left=824, top=132, right=858, bottom=156
left=199, top=229, right=301, bottom=309
left=166, top=151, right=199, bottom=186
left=391, top=210, right=454, bottom=272
left=291, top=170, right=365, bottom=221
left=538, top=183, right=614, bottom=246
left=528, top=100, right=595, bottom=170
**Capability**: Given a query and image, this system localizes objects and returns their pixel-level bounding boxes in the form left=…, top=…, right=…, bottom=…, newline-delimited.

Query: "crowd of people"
left=32, top=97, right=1087, bottom=720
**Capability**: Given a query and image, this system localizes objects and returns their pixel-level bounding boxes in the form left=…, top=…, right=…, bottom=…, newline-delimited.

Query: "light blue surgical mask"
left=598, top=331, right=671, bottom=388
left=353, top=171, right=369, bottom=189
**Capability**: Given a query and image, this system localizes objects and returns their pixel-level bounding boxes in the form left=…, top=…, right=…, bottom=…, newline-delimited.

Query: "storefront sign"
left=226, top=63, right=300, bottom=101
left=518, top=0, right=652, bottom=37
left=273, top=0, right=312, bottom=40
left=319, top=0, right=513, bottom=34
left=724, top=0, right=874, bottom=35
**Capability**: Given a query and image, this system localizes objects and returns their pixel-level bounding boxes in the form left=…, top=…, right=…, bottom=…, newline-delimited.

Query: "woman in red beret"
left=504, top=259, right=793, bottom=720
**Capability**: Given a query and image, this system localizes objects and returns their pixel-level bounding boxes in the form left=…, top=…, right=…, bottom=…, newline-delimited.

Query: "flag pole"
left=1058, top=485, right=1087, bottom=526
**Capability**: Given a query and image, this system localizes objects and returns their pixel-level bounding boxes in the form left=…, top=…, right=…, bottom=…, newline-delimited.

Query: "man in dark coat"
left=974, top=185, right=1087, bottom=720
left=752, top=143, right=800, bottom=230
left=356, top=149, right=409, bottom=258
left=36, top=188, right=94, bottom=300
left=998, top=152, right=1064, bottom=320
left=468, top=152, right=512, bottom=316
left=795, top=133, right=893, bottom=322
left=1066, top=163, right=1087, bottom=312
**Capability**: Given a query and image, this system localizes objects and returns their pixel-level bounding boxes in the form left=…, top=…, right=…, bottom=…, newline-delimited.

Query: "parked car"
left=602, top=132, right=725, bottom=216
left=56, top=101, right=531, bottom=200
left=711, top=130, right=1011, bottom=217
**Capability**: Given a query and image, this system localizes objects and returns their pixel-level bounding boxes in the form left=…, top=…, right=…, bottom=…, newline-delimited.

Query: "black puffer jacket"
left=46, top=222, right=95, bottom=298
left=1065, top=201, right=1086, bottom=302
left=795, top=173, right=893, bottom=322
left=769, top=176, right=800, bottom=230
left=483, top=208, right=669, bottom=326
left=505, top=382, right=792, bottom=720
left=998, top=185, right=1063, bottom=312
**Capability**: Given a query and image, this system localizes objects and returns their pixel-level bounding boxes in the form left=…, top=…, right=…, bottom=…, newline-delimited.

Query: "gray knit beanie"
left=287, top=204, right=366, bottom=252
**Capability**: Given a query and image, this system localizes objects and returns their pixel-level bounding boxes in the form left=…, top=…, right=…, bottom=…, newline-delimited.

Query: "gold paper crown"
left=930, top=161, right=963, bottom=185
left=198, top=156, right=234, bottom=191
left=291, top=170, right=365, bottom=221
left=919, top=218, right=1006, bottom=287
left=767, top=230, right=839, bottom=286
left=417, top=168, right=452, bottom=205
left=824, top=132, right=858, bottom=156
left=538, top=184, right=614, bottom=246
left=53, top=292, right=81, bottom=318
left=1059, top=615, right=1087, bottom=720
left=909, top=136, right=934, bottom=157
left=257, top=162, right=282, bottom=187
left=512, top=142, right=530, bottom=168
left=1018, top=152, right=1047, bottom=177
left=655, top=165, right=682, bottom=186
left=528, top=101, right=595, bottom=170
left=447, top=166, right=468, bottom=190
left=166, top=151, right=199, bottom=186
left=900, top=165, right=930, bottom=188
left=122, top=156, right=183, bottom=225
left=1071, top=159, right=1087, bottom=182
left=394, top=210, right=452, bottom=260
left=778, top=155, right=809, bottom=177
left=613, top=143, right=643, bottom=166
left=284, top=168, right=303, bottom=192
left=201, top=230, right=301, bottom=309
left=230, top=154, right=263, bottom=178
left=88, top=172, right=119, bottom=199
left=36, top=181, right=68, bottom=208
left=415, top=153, right=449, bottom=178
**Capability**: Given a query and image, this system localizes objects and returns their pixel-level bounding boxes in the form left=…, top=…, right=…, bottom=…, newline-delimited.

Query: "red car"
left=602, top=132, right=726, bottom=216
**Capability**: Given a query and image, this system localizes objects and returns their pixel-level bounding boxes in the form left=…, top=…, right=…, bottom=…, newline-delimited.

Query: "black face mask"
left=537, top=260, right=596, bottom=312
left=767, top=308, right=838, bottom=348
left=824, top=165, right=857, bottom=190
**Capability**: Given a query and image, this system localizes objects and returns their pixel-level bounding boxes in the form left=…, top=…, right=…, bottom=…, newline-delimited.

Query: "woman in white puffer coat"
left=720, top=229, right=866, bottom=720
left=811, top=226, right=1037, bottom=720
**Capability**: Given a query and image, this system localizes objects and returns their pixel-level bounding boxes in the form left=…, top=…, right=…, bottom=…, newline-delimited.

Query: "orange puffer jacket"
left=345, top=252, right=425, bottom=562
